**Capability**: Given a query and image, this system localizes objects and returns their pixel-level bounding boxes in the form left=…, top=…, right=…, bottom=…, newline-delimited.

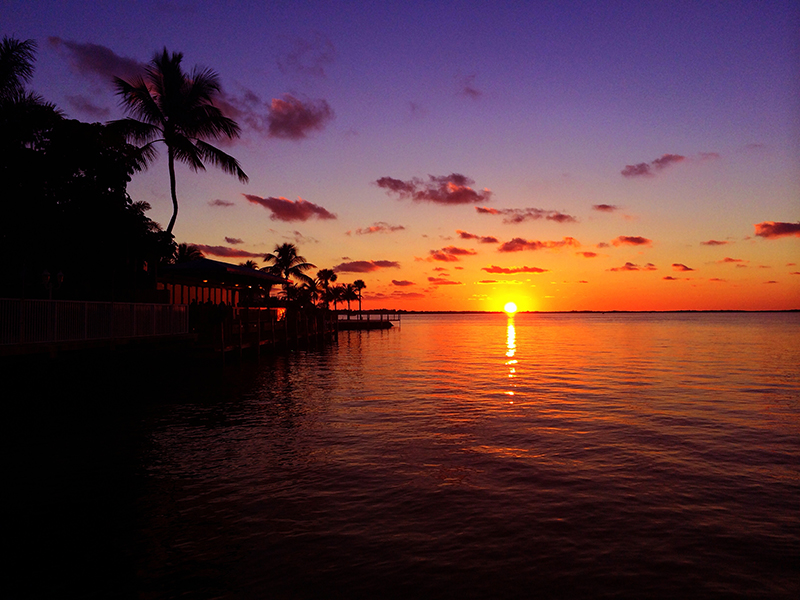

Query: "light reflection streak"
left=505, top=315, right=517, bottom=398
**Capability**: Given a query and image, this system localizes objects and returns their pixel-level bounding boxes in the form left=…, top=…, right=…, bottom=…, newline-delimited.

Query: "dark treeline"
left=1, top=37, right=172, bottom=301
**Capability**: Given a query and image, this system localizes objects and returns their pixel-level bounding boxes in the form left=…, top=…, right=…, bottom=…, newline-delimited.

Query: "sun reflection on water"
left=505, top=315, right=517, bottom=398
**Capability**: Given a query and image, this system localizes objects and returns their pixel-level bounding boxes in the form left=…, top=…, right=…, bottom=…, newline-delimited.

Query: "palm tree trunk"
left=166, top=148, right=178, bottom=236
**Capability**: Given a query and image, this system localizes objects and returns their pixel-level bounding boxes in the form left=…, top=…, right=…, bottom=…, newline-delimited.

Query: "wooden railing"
left=0, top=298, right=189, bottom=346
left=337, top=311, right=400, bottom=322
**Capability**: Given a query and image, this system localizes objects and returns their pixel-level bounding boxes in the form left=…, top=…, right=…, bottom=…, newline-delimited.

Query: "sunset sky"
left=6, top=0, right=799, bottom=311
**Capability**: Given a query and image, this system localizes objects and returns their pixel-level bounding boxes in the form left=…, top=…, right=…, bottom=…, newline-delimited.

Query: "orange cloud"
left=672, top=263, right=694, bottom=272
left=244, top=194, right=336, bottom=221
left=457, top=230, right=499, bottom=243
left=701, top=239, right=729, bottom=246
left=482, top=265, right=548, bottom=274
left=498, top=237, right=580, bottom=252
left=578, top=252, right=598, bottom=258
left=428, top=277, right=462, bottom=285
left=754, top=221, right=800, bottom=239
left=612, top=235, right=652, bottom=247
left=476, top=206, right=577, bottom=224
left=191, top=244, right=262, bottom=258
left=391, top=280, right=415, bottom=286
left=609, top=262, right=657, bottom=272
left=429, top=246, right=478, bottom=262
left=351, top=222, right=405, bottom=235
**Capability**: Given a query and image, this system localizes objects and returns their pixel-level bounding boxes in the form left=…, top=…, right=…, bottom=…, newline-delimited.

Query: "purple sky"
left=5, top=0, right=799, bottom=310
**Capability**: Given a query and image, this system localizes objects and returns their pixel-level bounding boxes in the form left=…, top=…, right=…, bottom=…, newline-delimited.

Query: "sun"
left=504, top=302, right=518, bottom=314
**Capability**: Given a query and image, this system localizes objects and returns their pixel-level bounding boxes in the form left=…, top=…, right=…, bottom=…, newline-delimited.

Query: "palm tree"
left=343, top=283, right=358, bottom=311
left=316, top=268, right=337, bottom=308
left=112, top=48, right=248, bottom=236
left=239, top=259, right=259, bottom=269
left=1, top=36, right=36, bottom=100
left=353, top=279, right=366, bottom=313
left=263, top=242, right=315, bottom=296
left=173, top=242, right=204, bottom=263
left=328, top=284, right=346, bottom=312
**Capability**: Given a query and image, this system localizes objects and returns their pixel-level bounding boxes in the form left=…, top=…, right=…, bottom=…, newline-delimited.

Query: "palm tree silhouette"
left=112, top=48, right=248, bottom=236
left=353, top=279, right=366, bottom=313
left=173, top=243, right=204, bottom=263
left=262, top=243, right=315, bottom=296
left=316, top=268, right=337, bottom=308
left=239, top=259, right=259, bottom=269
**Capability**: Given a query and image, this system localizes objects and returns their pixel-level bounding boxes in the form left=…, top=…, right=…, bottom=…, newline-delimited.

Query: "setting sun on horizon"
left=5, top=1, right=797, bottom=312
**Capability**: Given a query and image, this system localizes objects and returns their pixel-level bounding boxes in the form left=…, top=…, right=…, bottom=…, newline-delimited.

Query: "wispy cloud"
left=209, top=199, right=235, bottom=207
left=65, top=94, right=109, bottom=117
left=621, top=153, right=686, bottom=177
left=701, top=239, right=729, bottom=246
left=482, top=265, right=548, bottom=274
left=277, top=32, right=336, bottom=78
left=459, top=74, right=482, bottom=99
left=244, top=194, right=336, bottom=221
left=348, top=222, right=405, bottom=235
left=376, top=173, right=491, bottom=205
left=267, top=95, right=334, bottom=139
left=457, top=230, right=499, bottom=243
left=333, top=260, right=400, bottom=273
left=498, top=237, right=580, bottom=253
left=476, top=206, right=577, bottom=224
left=612, top=235, right=652, bottom=247
left=191, top=244, right=262, bottom=258
left=578, top=251, right=598, bottom=258
left=224, top=237, right=243, bottom=245
left=754, top=221, right=800, bottom=239
left=48, top=37, right=144, bottom=84
left=391, top=280, right=415, bottom=287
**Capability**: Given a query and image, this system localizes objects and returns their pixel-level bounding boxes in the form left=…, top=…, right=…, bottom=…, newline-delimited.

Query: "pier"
left=337, top=311, right=400, bottom=330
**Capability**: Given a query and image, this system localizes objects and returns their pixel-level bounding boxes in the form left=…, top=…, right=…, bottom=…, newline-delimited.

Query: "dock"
left=337, top=311, right=400, bottom=330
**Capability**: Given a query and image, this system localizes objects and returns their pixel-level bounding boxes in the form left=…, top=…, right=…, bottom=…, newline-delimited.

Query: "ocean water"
left=9, top=312, right=800, bottom=598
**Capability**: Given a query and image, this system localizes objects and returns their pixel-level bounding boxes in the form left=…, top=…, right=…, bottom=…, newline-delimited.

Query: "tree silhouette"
left=316, top=268, right=337, bottom=308
left=173, top=243, right=204, bottom=263
left=112, top=48, right=248, bottom=236
left=353, top=279, right=366, bottom=312
left=262, top=243, right=315, bottom=296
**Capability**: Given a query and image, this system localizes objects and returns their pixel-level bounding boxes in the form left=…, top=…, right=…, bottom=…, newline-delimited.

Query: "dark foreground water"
left=8, top=312, right=800, bottom=598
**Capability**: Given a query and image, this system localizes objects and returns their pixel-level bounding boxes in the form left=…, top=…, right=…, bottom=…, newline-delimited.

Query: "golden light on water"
left=504, top=302, right=518, bottom=314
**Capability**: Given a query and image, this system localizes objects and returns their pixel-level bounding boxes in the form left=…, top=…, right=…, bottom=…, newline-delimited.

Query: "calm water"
left=9, top=312, right=800, bottom=598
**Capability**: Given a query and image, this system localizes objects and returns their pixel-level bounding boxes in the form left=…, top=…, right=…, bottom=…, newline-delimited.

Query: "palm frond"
left=195, top=140, right=248, bottom=182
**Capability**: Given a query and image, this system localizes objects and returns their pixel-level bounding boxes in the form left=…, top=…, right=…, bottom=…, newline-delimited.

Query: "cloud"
left=498, top=237, right=580, bottom=253
left=719, top=257, right=748, bottom=264
left=764, top=280, right=779, bottom=284
left=244, top=194, right=336, bottom=221
left=277, top=32, right=336, bottom=78
left=612, top=235, right=652, bottom=247
left=699, top=152, right=721, bottom=161
left=663, top=276, right=679, bottom=281
left=475, top=206, right=577, bottom=224
left=333, top=260, right=400, bottom=273
left=376, top=173, right=491, bottom=205
left=701, top=239, right=729, bottom=246
left=391, top=280, right=415, bottom=287
left=459, top=74, right=482, bottom=99
left=482, top=265, right=548, bottom=274
left=65, top=94, right=110, bottom=118
left=267, top=95, right=334, bottom=139
left=754, top=221, right=800, bottom=239
left=578, top=252, right=598, bottom=258
left=609, top=262, right=657, bottom=272
left=429, top=246, right=478, bottom=262
left=191, top=244, right=262, bottom=258
left=224, top=237, right=243, bottom=245
left=428, top=277, right=462, bottom=285
left=350, top=222, right=405, bottom=235
left=592, top=204, right=619, bottom=212
left=48, top=37, right=144, bottom=84
left=209, top=199, right=235, bottom=207
left=457, top=230, right=499, bottom=243
left=621, top=153, right=686, bottom=177
left=672, top=263, right=694, bottom=272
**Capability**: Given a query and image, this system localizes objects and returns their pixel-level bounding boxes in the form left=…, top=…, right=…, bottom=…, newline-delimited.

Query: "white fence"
left=0, top=298, right=189, bottom=345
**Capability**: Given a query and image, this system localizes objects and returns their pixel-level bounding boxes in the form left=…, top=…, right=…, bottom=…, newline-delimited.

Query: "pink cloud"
left=652, top=154, right=685, bottom=169
left=376, top=173, right=491, bottom=205
left=391, top=280, right=415, bottom=287
left=621, top=153, right=686, bottom=177
left=224, top=237, right=243, bottom=245
left=754, top=221, right=800, bottom=239
left=498, top=237, right=580, bottom=253
left=244, top=194, right=336, bottom=221
left=612, top=235, right=652, bottom=247
left=267, top=95, right=333, bottom=139
left=592, top=204, right=619, bottom=212
left=209, top=199, right=235, bottom=207
left=428, top=277, right=462, bottom=285
left=459, top=74, right=482, bottom=99
left=578, top=252, right=598, bottom=258
left=191, top=244, right=262, bottom=258
left=333, top=260, right=400, bottom=273
left=482, top=265, right=548, bottom=274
